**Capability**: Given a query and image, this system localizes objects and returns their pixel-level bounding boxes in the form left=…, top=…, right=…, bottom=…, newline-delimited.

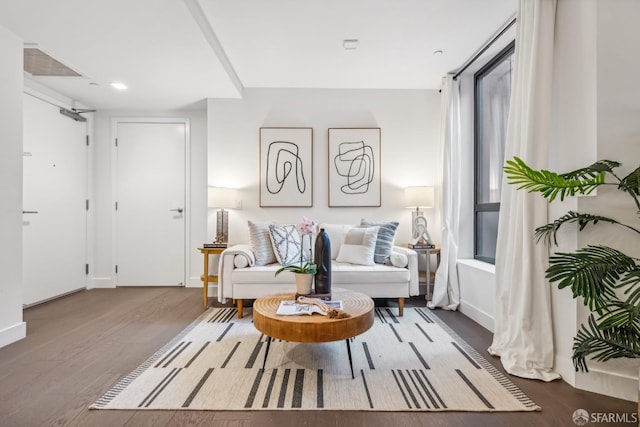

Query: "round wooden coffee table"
left=253, top=289, right=374, bottom=378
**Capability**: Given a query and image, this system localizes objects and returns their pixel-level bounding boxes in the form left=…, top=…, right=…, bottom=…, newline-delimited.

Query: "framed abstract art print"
left=260, top=127, right=313, bottom=207
left=328, top=128, right=381, bottom=207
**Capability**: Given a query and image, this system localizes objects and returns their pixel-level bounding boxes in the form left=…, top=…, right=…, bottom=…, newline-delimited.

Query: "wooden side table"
left=197, top=247, right=225, bottom=308
left=406, top=244, right=441, bottom=301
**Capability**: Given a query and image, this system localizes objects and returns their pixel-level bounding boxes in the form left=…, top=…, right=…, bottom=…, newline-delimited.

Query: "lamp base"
left=216, top=209, right=229, bottom=243
left=411, top=213, right=434, bottom=246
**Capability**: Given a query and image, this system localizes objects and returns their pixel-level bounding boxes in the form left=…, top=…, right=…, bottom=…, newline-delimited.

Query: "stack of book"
left=408, top=243, right=436, bottom=249
left=203, top=243, right=227, bottom=249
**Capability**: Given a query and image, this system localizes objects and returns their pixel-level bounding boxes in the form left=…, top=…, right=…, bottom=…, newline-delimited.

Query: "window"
left=474, top=42, right=514, bottom=264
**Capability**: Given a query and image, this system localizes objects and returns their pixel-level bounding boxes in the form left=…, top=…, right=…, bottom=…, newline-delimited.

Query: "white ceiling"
left=0, top=0, right=516, bottom=111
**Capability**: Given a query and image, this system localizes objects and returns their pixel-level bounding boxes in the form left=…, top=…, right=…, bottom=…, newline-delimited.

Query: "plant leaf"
left=546, top=245, right=637, bottom=312
left=561, top=160, right=621, bottom=178
left=597, top=300, right=640, bottom=330
left=619, top=166, right=640, bottom=196
left=534, top=211, right=626, bottom=246
left=504, top=157, right=605, bottom=202
left=572, top=314, right=640, bottom=372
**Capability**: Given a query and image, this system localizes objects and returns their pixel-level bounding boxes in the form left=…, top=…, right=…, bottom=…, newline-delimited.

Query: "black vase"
left=314, top=228, right=332, bottom=295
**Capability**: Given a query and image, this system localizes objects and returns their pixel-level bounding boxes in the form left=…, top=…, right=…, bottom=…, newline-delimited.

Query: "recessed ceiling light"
left=111, top=82, right=127, bottom=90
left=433, top=50, right=444, bottom=55
left=343, top=39, right=359, bottom=50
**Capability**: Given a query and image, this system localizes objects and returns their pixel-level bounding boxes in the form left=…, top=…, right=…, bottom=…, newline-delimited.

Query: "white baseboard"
left=0, top=321, right=26, bottom=349
left=89, top=277, right=115, bottom=288
left=577, top=368, right=638, bottom=402
left=459, top=299, right=495, bottom=333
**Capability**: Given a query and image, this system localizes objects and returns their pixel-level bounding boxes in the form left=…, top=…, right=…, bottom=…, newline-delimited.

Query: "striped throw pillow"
left=360, top=219, right=399, bottom=264
left=248, top=221, right=277, bottom=266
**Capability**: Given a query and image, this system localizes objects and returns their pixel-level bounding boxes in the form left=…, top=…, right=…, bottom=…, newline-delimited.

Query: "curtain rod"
left=453, top=16, right=516, bottom=80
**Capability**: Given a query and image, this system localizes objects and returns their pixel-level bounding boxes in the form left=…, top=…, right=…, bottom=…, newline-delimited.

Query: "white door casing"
left=22, top=93, right=88, bottom=306
left=113, top=119, right=189, bottom=286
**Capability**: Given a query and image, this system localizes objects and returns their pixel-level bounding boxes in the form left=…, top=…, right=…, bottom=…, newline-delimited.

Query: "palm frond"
left=619, top=269, right=640, bottom=290
left=561, top=160, right=621, bottom=179
left=619, top=166, right=640, bottom=196
left=534, top=211, right=630, bottom=245
left=597, top=300, right=640, bottom=330
left=546, top=245, right=637, bottom=312
left=572, top=315, right=640, bottom=372
left=504, top=157, right=605, bottom=202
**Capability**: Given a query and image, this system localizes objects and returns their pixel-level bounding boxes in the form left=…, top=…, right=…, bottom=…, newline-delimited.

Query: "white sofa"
left=217, top=223, right=420, bottom=318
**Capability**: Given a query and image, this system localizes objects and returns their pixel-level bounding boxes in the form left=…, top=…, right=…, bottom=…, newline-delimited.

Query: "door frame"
left=111, top=117, right=191, bottom=286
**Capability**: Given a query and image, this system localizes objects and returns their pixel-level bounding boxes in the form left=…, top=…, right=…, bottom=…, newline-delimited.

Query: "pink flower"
left=296, top=216, right=317, bottom=236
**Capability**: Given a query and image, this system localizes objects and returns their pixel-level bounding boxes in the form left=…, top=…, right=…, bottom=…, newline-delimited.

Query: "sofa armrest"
left=392, top=246, right=419, bottom=296
left=217, top=244, right=254, bottom=303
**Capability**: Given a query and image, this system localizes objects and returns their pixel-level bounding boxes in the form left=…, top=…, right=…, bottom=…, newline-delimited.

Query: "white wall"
left=571, top=0, right=640, bottom=401
left=548, top=0, right=598, bottom=390
left=0, top=24, right=26, bottom=347
left=91, top=109, right=208, bottom=288
left=207, top=88, right=442, bottom=251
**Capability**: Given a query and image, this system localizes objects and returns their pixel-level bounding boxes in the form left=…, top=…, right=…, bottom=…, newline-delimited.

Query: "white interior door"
left=22, top=94, right=87, bottom=306
left=115, top=121, right=186, bottom=286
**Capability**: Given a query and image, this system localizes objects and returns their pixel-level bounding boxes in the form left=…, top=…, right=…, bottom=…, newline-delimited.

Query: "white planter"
left=294, top=273, right=313, bottom=295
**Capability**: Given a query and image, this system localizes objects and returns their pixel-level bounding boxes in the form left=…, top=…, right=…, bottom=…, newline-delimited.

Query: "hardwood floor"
left=0, top=287, right=635, bottom=427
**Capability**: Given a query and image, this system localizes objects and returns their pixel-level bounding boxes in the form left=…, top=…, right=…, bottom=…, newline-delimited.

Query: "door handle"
left=170, top=208, right=184, bottom=214
left=22, top=210, right=39, bottom=214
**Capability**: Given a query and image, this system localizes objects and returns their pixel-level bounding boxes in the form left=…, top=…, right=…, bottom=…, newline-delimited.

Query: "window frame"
left=473, top=41, right=515, bottom=264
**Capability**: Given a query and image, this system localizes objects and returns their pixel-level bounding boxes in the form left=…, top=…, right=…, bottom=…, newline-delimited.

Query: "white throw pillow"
left=318, top=223, right=355, bottom=260
left=336, top=226, right=379, bottom=266
left=268, top=224, right=307, bottom=267
left=389, top=251, right=408, bottom=268
left=248, top=221, right=277, bottom=265
left=233, top=255, right=250, bottom=268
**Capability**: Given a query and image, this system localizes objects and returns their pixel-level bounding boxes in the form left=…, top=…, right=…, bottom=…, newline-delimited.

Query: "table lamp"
left=208, top=187, right=238, bottom=243
left=405, top=186, right=434, bottom=245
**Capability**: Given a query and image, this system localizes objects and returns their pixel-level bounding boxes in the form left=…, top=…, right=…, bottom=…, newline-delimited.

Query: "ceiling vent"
left=24, top=47, right=82, bottom=77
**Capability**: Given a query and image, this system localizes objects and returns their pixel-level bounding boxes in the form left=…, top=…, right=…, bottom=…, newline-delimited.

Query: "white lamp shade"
left=208, top=187, right=237, bottom=209
left=405, top=186, right=434, bottom=209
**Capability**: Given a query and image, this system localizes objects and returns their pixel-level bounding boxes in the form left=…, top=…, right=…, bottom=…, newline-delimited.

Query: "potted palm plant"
left=505, top=157, right=640, bottom=371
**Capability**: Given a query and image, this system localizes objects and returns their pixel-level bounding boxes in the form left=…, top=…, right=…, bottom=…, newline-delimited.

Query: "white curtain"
left=429, top=75, right=461, bottom=311
left=488, top=0, right=561, bottom=382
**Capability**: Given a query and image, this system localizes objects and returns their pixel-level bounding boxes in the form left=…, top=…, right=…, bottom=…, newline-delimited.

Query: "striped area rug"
left=90, top=307, right=540, bottom=412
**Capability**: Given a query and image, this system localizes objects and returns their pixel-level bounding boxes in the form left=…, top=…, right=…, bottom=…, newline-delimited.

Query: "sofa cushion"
left=332, top=261, right=410, bottom=284
left=336, top=226, right=379, bottom=266
left=231, top=262, right=409, bottom=285
left=319, top=223, right=355, bottom=260
left=232, top=264, right=294, bottom=284
left=360, top=219, right=399, bottom=264
left=268, top=224, right=307, bottom=266
left=248, top=221, right=277, bottom=266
